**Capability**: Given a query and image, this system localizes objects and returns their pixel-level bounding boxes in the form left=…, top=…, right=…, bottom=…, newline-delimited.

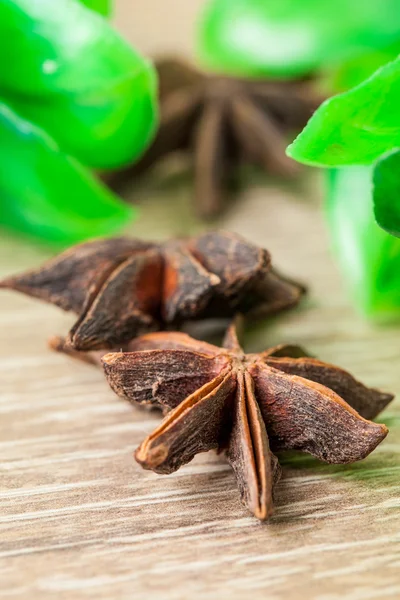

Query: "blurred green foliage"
left=321, top=41, right=400, bottom=92
left=198, top=0, right=400, bottom=318
left=326, top=168, right=400, bottom=319
left=79, top=0, right=112, bottom=16
left=0, top=105, right=133, bottom=245
left=287, top=56, right=400, bottom=169
left=288, top=56, right=400, bottom=313
left=197, top=0, right=400, bottom=82
left=0, top=0, right=158, bottom=244
left=288, top=55, right=400, bottom=236
left=373, top=151, right=400, bottom=238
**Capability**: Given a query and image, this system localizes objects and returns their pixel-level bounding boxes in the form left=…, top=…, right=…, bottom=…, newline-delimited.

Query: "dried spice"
left=105, top=58, right=322, bottom=219
left=101, top=322, right=393, bottom=521
left=0, top=231, right=304, bottom=351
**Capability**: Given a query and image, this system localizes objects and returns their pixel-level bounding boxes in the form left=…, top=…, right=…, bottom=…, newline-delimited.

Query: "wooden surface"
left=2, top=2, right=400, bottom=598
left=1, top=171, right=400, bottom=600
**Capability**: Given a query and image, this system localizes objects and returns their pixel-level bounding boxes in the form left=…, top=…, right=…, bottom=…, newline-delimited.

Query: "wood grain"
left=1, top=171, right=400, bottom=600
left=1, top=1, right=400, bottom=597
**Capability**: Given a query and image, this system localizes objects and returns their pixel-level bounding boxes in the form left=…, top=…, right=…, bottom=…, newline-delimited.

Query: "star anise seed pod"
left=105, top=58, right=323, bottom=219
left=101, top=323, right=393, bottom=521
left=0, top=231, right=304, bottom=351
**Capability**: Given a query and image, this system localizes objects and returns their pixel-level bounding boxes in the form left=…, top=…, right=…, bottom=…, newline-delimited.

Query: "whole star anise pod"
left=105, top=58, right=322, bottom=219
left=0, top=231, right=304, bottom=351
left=101, top=323, right=393, bottom=521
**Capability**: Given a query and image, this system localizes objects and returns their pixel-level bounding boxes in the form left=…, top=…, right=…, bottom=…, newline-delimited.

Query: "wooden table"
left=1, top=2, right=400, bottom=598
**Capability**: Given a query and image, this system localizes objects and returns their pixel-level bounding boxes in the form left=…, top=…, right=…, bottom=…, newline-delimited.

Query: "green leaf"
left=373, top=150, right=400, bottom=237
left=196, top=0, right=400, bottom=79
left=0, top=103, right=134, bottom=245
left=326, top=166, right=400, bottom=319
left=0, top=0, right=157, bottom=169
left=287, top=56, right=400, bottom=167
left=8, top=68, right=157, bottom=171
left=79, top=0, right=112, bottom=16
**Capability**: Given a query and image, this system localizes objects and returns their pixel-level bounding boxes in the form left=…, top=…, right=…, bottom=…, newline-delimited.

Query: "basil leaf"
left=0, top=103, right=134, bottom=245
left=0, top=0, right=157, bottom=168
left=287, top=55, right=400, bottom=166
left=197, top=0, right=400, bottom=79
left=373, top=150, right=400, bottom=237
left=327, top=167, right=400, bottom=318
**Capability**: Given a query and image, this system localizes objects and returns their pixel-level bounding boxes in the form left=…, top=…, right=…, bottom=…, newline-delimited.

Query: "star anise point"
left=105, top=58, right=323, bottom=219
left=1, top=231, right=304, bottom=351
left=101, top=323, right=393, bottom=520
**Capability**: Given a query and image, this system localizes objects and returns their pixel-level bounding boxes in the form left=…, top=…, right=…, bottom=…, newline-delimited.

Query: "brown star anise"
left=0, top=231, right=304, bottom=351
left=101, top=323, right=393, bottom=521
left=105, top=58, right=322, bottom=219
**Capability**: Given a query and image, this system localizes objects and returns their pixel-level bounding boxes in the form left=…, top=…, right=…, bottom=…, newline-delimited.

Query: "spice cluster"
left=1, top=231, right=393, bottom=520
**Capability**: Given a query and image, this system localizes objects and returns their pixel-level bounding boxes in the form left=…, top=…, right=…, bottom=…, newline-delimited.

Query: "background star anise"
left=0, top=231, right=304, bottom=351
left=102, top=323, right=393, bottom=521
left=105, top=58, right=323, bottom=219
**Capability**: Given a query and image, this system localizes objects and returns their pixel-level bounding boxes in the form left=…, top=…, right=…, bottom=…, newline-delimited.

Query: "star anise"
left=105, top=58, right=322, bottom=219
left=101, top=323, right=393, bottom=521
left=0, top=231, right=304, bottom=351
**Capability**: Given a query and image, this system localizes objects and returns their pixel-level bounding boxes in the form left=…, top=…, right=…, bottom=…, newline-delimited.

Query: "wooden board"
left=1, top=1, right=400, bottom=597
left=1, top=171, right=400, bottom=600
